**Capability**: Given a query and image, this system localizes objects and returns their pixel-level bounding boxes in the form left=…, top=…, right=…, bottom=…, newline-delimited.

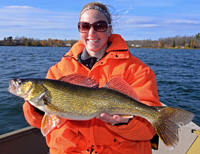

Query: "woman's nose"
left=88, top=26, right=96, bottom=35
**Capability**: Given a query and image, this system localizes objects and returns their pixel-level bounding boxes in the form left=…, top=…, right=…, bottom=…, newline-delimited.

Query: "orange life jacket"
left=23, top=34, right=161, bottom=154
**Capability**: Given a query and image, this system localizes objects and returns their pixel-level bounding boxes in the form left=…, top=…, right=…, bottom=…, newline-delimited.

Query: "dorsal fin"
left=104, top=76, right=139, bottom=101
left=59, top=74, right=99, bottom=88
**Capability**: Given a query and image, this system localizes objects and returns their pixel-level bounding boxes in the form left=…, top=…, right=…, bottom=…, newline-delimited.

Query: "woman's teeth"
left=88, top=39, right=99, bottom=42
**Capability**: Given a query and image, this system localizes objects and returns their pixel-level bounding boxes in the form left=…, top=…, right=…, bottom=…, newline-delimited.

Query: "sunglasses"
left=78, top=20, right=111, bottom=33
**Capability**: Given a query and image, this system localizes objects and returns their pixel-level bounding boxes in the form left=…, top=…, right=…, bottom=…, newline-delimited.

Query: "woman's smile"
left=87, top=38, right=100, bottom=43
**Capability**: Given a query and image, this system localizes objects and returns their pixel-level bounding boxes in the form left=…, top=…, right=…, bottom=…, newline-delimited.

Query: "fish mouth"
left=7, top=79, right=17, bottom=94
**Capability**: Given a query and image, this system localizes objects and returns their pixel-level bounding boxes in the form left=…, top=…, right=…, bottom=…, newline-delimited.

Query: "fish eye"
left=16, top=79, right=22, bottom=84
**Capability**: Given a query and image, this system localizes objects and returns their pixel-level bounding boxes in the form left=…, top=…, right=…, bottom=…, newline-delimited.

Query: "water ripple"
left=0, top=46, right=69, bottom=135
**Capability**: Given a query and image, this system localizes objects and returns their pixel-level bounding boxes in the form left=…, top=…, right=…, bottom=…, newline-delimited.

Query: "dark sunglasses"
left=78, top=20, right=111, bottom=33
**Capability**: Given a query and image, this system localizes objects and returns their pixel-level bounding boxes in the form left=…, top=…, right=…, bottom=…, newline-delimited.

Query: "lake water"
left=0, top=46, right=200, bottom=135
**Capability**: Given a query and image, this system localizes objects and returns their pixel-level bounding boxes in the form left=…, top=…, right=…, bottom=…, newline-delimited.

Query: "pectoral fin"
left=57, top=117, right=67, bottom=128
left=41, top=113, right=60, bottom=136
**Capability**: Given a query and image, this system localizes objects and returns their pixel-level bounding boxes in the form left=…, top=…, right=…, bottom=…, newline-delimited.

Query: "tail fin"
left=152, top=106, right=194, bottom=150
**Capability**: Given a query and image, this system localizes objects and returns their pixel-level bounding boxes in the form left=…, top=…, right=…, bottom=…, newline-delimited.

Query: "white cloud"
left=0, top=6, right=80, bottom=39
left=117, top=13, right=200, bottom=28
left=4, top=6, right=35, bottom=9
left=112, top=13, right=200, bottom=40
left=2, top=5, right=45, bottom=14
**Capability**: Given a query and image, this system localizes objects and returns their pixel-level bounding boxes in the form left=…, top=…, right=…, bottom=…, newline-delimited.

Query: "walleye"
left=7, top=74, right=194, bottom=150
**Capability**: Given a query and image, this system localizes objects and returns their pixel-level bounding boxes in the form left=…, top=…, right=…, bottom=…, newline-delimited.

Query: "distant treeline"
left=126, top=33, right=200, bottom=49
left=0, top=36, right=78, bottom=47
left=1, top=33, right=200, bottom=49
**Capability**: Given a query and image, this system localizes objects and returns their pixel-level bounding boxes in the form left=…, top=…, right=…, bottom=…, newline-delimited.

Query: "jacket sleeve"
left=106, top=59, right=161, bottom=140
left=23, top=101, right=43, bottom=129
left=105, top=116, right=156, bottom=140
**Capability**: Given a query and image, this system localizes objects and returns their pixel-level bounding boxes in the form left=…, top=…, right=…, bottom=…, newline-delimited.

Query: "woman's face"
left=80, top=9, right=112, bottom=57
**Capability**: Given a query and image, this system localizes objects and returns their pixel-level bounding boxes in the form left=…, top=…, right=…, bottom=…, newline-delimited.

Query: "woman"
left=23, top=2, right=161, bottom=154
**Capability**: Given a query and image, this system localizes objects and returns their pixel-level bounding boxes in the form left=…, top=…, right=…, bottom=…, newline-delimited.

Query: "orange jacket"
left=23, top=34, right=161, bottom=154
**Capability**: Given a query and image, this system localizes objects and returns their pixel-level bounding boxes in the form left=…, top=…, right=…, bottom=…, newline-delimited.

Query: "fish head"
left=7, top=78, right=34, bottom=99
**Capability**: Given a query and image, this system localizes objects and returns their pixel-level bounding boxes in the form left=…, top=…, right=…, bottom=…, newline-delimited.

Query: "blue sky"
left=1, top=0, right=200, bottom=40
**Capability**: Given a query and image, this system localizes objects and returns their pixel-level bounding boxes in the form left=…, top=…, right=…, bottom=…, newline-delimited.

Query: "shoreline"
left=0, top=45, right=199, bottom=50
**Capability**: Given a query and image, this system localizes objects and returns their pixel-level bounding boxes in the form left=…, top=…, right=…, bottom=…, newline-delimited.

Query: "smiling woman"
left=79, top=9, right=112, bottom=59
left=22, top=2, right=163, bottom=154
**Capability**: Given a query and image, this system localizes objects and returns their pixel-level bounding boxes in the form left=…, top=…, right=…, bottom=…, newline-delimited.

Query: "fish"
left=7, top=74, right=194, bottom=150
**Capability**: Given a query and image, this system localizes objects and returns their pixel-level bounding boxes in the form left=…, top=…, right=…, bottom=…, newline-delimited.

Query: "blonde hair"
left=80, top=2, right=112, bottom=24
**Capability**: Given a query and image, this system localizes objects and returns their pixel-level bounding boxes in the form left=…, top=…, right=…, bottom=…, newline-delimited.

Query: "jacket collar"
left=64, top=34, right=129, bottom=60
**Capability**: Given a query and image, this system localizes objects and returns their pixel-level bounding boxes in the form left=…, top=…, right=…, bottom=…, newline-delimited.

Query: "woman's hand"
left=96, top=113, right=130, bottom=125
